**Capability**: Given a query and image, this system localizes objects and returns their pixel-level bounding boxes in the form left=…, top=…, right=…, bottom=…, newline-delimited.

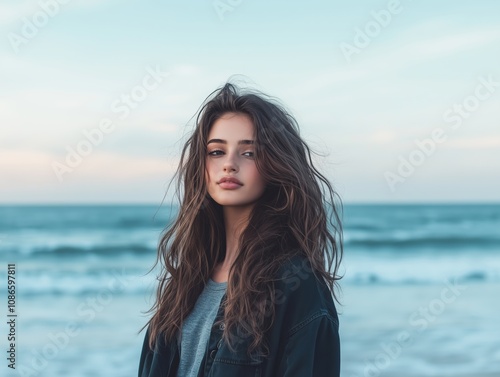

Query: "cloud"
left=403, top=30, right=500, bottom=60
left=0, top=2, right=37, bottom=25
left=445, top=137, right=500, bottom=149
left=67, top=151, right=178, bottom=180
left=0, top=148, right=178, bottom=186
left=0, top=0, right=126, bottom=25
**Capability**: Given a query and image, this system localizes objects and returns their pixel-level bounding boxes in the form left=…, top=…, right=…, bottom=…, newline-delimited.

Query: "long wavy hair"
left=143, top=81, right=343, bottom=358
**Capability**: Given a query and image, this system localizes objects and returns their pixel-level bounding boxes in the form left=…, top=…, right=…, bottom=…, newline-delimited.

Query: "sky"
left=1, top=0, right=499, bottom=204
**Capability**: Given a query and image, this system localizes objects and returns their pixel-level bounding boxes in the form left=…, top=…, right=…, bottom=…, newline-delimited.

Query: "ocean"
left=0, top=204, right=499, bottom=377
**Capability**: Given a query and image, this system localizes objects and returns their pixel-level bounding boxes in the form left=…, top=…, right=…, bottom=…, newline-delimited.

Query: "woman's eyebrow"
left=207, top=139, right=254, bottom=145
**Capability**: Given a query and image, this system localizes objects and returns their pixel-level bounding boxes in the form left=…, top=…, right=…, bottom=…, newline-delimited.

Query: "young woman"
left=138, top=81, right=343, bottom=377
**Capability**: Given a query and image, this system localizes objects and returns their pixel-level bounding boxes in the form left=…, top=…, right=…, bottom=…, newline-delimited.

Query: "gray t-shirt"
left=176, top=278, right=227, bottom=377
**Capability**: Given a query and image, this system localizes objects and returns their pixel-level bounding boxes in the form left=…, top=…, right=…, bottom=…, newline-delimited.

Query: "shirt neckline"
left=207, top=278, right=228, bottom=291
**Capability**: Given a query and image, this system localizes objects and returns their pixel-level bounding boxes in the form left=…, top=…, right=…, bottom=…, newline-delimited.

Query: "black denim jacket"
left=138, top=255, right=340, bottom=377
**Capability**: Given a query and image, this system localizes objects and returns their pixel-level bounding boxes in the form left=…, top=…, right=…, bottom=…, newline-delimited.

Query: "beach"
left=340, top=282, right=500, bottom=377
left=1, top=204, right=499, bottom=376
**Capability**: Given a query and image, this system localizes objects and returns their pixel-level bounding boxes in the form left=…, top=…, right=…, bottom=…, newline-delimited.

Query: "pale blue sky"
left=1, top=0, right=499, bottom=203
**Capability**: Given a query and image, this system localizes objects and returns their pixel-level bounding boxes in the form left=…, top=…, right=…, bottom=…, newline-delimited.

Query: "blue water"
left=0, top=204, right=499, bottom=376
left=2, top=204, right=499, bottom=294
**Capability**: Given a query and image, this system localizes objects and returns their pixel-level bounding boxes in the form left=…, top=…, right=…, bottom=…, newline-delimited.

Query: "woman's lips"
left=218, top=181, right=243, bottom=189
left=218, top=176, right=243, bottom=189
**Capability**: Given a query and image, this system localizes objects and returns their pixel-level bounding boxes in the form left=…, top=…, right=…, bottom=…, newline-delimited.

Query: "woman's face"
left=205, top=112, right=266, bottom=208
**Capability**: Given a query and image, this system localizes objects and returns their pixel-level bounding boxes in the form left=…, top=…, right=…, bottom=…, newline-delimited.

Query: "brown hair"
left=143, top=81, right=343, bottom=358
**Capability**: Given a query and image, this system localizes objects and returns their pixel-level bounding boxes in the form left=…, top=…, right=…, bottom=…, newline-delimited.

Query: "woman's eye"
left=243, top=151, right=254, bottom=158
left=208, top=150, right=224, bottom=156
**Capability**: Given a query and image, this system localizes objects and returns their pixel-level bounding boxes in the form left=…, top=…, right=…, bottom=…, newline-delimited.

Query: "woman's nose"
left=223, top=154, right=238, bottom=172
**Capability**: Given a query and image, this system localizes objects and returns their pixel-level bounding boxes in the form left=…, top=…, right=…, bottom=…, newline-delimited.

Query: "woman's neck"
left=212, top=205, right=253, bottom=282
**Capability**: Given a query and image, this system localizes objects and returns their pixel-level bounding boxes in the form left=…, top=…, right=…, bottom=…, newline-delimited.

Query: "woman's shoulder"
left=272, top=254, right=339, bottom=328
left=274, top=254, right=327, bottom=290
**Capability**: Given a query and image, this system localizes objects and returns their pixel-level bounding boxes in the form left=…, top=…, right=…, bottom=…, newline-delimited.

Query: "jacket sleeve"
left=138, top=326, right=179, bottom=377
left=278, top=312, right=340, bottom=377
